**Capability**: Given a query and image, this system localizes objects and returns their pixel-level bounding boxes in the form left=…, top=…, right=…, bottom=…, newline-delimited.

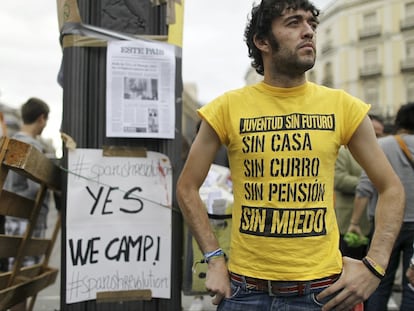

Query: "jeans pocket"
left=311, top=293, right=324, bottom=307
left=227, top=281, right=242, bottom=299
left=311, top=290, right=340, bottom=308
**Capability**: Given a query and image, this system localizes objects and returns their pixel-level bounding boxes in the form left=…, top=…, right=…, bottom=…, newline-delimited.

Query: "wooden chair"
left=0, top=136, right=61, bottom=310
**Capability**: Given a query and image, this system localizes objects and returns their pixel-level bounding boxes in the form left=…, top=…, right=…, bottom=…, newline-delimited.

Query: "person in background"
left=4, top=97, right=50, bottom=311
left=406, top=242, right=414, bottom=287
left=0, top=111, right=7, bottom=273
left=0, top=111, right=8, bottom=271
left=176, top=1, right=405, bottom=310
left=334, top=115, right=384, bottom=259
left=349, top=103, right=414, bottom=310
left=334, top=146, right=370, bottom=259
left=369, top=114, right=385, bottom=138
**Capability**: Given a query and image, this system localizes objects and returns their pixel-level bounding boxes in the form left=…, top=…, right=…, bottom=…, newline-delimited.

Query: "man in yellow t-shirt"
left=176, top=1, right=405, bottom=310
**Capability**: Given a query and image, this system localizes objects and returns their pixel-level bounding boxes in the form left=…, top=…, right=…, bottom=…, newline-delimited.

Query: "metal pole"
left=60, top=1, right=183, bottom=310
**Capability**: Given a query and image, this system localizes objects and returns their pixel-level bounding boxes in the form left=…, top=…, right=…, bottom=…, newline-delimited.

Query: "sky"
left=0, top=0, right=331, bottom=155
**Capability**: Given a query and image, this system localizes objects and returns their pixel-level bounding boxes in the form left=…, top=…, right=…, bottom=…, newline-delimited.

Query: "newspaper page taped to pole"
left=106, top=40, right=176, bottom=138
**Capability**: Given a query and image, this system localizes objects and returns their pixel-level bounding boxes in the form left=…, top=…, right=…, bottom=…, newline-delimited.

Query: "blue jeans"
left=217, top=278, right=336, bottom=311
left=366, top=222, right=414, bottom=311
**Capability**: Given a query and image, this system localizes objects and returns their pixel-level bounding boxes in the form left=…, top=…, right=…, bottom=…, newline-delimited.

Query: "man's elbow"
left=176, top=176, right=185, bottom=203
left=176, top=175, right=195, bottom=209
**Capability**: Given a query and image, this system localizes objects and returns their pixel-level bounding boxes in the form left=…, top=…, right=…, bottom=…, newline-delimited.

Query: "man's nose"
left=303, top=23, right=315, bottom=38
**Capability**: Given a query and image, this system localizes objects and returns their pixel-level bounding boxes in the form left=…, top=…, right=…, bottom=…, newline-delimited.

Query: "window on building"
left=360, top=10, right=382, bottom=38
left=321, top=27, right=333, bottom=53
left=363, top=12, right=377, bottom=28
left=364, top=82, right=379, bottom=109
left=407, top=40, right=414, bottom=59
left=364, top=47, right=378, bottom=67
left=406, top=2, right=414, bottom=18
left=408, top=78, right=414, bottom=102
left=401, top=2, right=414, bottom=30
left=322, top=62, right=333, bottom=87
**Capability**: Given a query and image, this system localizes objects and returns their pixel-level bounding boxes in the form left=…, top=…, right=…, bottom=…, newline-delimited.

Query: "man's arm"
left=348, top=118, right=404, bottom=271
left=176, top=120, right=231, bottom=303
left=318, top=116, right=405, bottom=311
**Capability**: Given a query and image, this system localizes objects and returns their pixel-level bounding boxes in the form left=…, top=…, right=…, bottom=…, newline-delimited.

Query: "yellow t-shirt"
left=198, top=81, right=370, bottom=281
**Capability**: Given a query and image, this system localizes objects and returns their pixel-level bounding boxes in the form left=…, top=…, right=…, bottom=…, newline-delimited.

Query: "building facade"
left=312, top=0, right=414, bottom=120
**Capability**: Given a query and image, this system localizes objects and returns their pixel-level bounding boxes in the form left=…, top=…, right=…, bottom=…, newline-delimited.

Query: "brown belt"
left=230, top=272, right=340, bottom=296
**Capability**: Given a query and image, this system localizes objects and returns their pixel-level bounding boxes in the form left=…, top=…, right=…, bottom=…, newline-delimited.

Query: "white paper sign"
left=65, top=149, right=172, bottom=304
left=106, top=40, right=176, bottom=138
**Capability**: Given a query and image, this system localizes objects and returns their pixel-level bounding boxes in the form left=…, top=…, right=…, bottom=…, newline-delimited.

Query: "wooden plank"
left=96, top=289, right=152, bottom=303
left=6, top=184, right=48, bottom=288
left=102, top=145, right=147, bottom=157
left=0, top=189, right=34, bottom=218
left=0, top=235, right=50, bottom=257
left=0, top=137, right=10, bottom=191
left=0, top=267, right=58, bottom=310
left=0, top=264, right=42, bottom=290
left=0, top=137, right=61, bottom=309
left=3, top=139, right=61, bottom=190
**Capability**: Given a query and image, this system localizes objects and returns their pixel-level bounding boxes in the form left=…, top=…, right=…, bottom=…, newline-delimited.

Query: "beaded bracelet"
left=192, top=249, right=226, bottom=273
left=362, top=256, right=385, bottom=280
left=204, top=248, right=226, bottom=263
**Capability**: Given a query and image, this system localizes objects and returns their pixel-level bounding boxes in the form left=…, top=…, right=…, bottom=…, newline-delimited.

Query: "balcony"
left=359, top=64, right=382, bottom=79
left=400, top=17, right=414, bottom=31
left=359, top=25, right=381, bottom=40
left=401, top=58, right=414, bottom=72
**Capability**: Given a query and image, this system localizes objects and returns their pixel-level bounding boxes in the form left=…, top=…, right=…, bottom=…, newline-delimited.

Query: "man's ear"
left=253, top=34, right=270, bottom=53
left=37, top=113, right=47, bottom=124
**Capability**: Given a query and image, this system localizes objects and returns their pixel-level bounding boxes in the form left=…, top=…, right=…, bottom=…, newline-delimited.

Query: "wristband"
left=203, top=248, right=226, bottom=263
left=362, top=256, right=385, bottom=280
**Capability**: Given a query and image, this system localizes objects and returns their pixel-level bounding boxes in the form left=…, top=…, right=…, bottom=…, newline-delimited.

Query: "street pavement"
left=34, top=207, right=402, bottom=311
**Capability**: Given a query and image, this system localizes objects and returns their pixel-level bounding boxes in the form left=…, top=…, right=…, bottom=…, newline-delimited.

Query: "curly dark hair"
left=395, top=102, right=414, bottom=132
left=244, top=0, right=320, bottom=75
